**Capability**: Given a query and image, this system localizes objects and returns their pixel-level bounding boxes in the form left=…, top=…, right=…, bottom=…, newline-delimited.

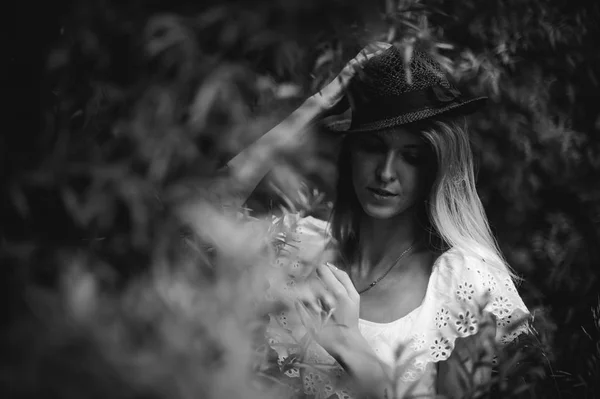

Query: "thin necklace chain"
left=357, top=242, right=417, bottom=294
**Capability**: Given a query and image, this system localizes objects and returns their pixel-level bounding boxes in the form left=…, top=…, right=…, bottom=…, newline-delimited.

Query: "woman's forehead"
left=371, top=127, right=425, bottom=145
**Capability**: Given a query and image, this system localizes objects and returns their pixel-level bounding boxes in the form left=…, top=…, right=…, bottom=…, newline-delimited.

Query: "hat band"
left=350, top=85, right=462, bottom=128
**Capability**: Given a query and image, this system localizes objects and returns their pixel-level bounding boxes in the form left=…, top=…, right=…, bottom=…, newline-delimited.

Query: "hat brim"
left=325, top=96, right=488, bottom=133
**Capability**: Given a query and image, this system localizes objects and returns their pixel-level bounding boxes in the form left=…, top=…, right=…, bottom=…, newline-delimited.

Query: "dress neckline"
left=358, top=303, right=423, bottom=327
left=355, top=250, right=447, bottom=327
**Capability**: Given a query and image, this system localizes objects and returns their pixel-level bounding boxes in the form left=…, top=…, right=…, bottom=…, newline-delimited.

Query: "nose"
left=376, top=150, right=397, bottom=183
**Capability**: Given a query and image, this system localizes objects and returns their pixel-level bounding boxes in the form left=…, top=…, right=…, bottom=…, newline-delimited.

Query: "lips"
left=368, top=187, right=398, bottom=197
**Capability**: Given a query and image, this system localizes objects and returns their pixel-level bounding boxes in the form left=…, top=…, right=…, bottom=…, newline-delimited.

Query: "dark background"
left=4, top=1, right=600, bottom=398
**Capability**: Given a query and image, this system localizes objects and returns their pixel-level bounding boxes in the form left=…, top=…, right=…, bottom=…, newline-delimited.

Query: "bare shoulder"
left=409, top=245, right=441, bottom=274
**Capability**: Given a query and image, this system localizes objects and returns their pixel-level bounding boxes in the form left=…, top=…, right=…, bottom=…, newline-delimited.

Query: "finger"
left=294, top=301, right=317, bottom=335
left=337, top=48, right=386, bottom=83
left=367, top=41, right=392, bottom=53
left=358, top=49, right=369, bottom=63
left=336, top=44, right=390, bottom=81
left=301, top=297, right=322, bottom=314
left=295, top=299, right=333, bottom=335
left=326, top=262, right=360, bottom=303
left=355, top=43, right=390, bottom=64
left=347, top=51, right=379, bottom=70
left=343, top=42, right=390, bottom=70
left=294, top=277, right=336, bottom=311
left=316, top=263, right=348, bottom=299
left=334, top=62, right=363, bottom=88
left=311, top=277, right=337, bottom=310
left=294, top=286, right=324, bottom=314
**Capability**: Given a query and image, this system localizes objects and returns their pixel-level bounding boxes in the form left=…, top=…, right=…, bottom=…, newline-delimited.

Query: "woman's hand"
left=317, top=263, right=360, bottom=330
left=311, top=42, right=392, bottom=116
left=295, top=265, right=393, bottom=398
left=294, top=263, right=361, bottom=355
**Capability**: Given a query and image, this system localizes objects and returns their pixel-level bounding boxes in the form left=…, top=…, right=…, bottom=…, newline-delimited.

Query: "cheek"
left=416, top=163, right=436, bottom=197
left=405, top=167, right=428, bottom=197
left=390, top=164, right=431, bottom=204
left=350, top=152, right=372, bottom=187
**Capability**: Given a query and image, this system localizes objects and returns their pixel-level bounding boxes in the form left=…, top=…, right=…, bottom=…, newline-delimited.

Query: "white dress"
left=266, top=215, right=530, bottom=398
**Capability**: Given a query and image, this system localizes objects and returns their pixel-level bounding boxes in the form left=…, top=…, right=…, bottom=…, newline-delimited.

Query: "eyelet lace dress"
left=266, top=215, right=530, bottom=398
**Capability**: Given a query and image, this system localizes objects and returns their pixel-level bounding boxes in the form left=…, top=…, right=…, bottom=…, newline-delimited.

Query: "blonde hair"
left=330, top=117, right=518, bottom=281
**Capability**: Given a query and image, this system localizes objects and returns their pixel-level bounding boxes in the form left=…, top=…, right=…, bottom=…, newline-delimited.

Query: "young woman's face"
left=350, top=128, right=431, bottom=220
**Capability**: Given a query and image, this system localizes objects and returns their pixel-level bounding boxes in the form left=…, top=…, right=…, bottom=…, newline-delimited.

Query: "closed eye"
left=355, top=137, right=387, bottom=153
left=401, top=151, right=427, bottom=166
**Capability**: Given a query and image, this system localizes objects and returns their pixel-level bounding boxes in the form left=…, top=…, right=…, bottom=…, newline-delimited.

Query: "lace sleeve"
left=395, top=249, right=531, bottom=384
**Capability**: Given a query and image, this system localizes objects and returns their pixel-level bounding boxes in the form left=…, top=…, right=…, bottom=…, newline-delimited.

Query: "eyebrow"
left=371, top=132, right=425, bottom=145
left=358, top=134, right=427, bottom=150
left=376, top=138, right=426, bottom=149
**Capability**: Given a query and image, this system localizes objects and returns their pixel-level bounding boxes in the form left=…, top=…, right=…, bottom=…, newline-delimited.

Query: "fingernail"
left=325, top=296, right=335, bottom=309
left=303, top=300, right=319, bottom=314
left=326, top=262, right=338, bottom=270
left=313, top=302, right=322, bottom=314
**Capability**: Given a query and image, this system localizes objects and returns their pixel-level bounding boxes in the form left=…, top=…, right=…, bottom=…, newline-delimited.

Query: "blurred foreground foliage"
left=4, top=0, right=600, bottom=398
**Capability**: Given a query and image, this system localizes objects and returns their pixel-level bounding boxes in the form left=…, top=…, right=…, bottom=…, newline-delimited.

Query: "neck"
left=356, top=208, right=423, bottom=278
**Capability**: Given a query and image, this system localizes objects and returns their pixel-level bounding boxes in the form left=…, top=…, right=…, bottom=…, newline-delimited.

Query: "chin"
left=362, top=204, right=405, bottom=220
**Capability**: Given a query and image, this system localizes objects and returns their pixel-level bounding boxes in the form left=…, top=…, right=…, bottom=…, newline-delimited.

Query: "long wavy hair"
left=329, top=117, right=518, bottom=280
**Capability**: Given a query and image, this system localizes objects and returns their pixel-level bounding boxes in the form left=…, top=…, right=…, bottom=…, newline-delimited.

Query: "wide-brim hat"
left=326, top=46, right=487, bottom=133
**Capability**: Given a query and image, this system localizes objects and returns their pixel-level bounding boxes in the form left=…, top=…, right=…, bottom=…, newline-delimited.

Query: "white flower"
left=284, top=367, right=300, bottom=378
left=435, top=308, right=450, bottom=329
left=323, top=383, right=334, bottom=396
left=504, top=277, right=517, bottom=293
left=491, top=296, right=513, bottom=318
left=456, top=282, right=475, bottom=301
left=338, top=390, right=353, bottom=399
left=409, top=333, right=426, bottom=351
left=278, top=311, right=288, bottom=328
left=413, top=359, right=427, bottom=371
left=482, top=272, right=498, bottom=293
left=501, top=331, right=521, bottom=345
left=401, top=370, right=419, bottom=381
left=455, top=310, right=478, bottom=335
left=303, top=372, right=322, bottom=394
left=496, top=314, right=513, bottom=328
left=430, top=337, right=452, bottom=360
left=274, top=257, right=286, bottom=267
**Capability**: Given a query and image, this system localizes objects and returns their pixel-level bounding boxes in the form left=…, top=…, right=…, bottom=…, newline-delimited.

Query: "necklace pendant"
left=357, top=241, right=417, bottom=295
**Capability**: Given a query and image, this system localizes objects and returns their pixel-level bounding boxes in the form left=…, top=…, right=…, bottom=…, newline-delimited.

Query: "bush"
left=3, top=0, right=599, bottom=398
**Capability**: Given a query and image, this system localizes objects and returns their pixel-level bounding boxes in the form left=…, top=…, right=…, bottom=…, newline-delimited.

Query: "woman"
left=200, top=43, right=529, bottom=398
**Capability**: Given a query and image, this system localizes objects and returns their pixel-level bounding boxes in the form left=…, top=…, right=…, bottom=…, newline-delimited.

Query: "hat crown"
left=331, top=45, right=487, bottom=133
left=350, top=46, right=453, bottom=101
